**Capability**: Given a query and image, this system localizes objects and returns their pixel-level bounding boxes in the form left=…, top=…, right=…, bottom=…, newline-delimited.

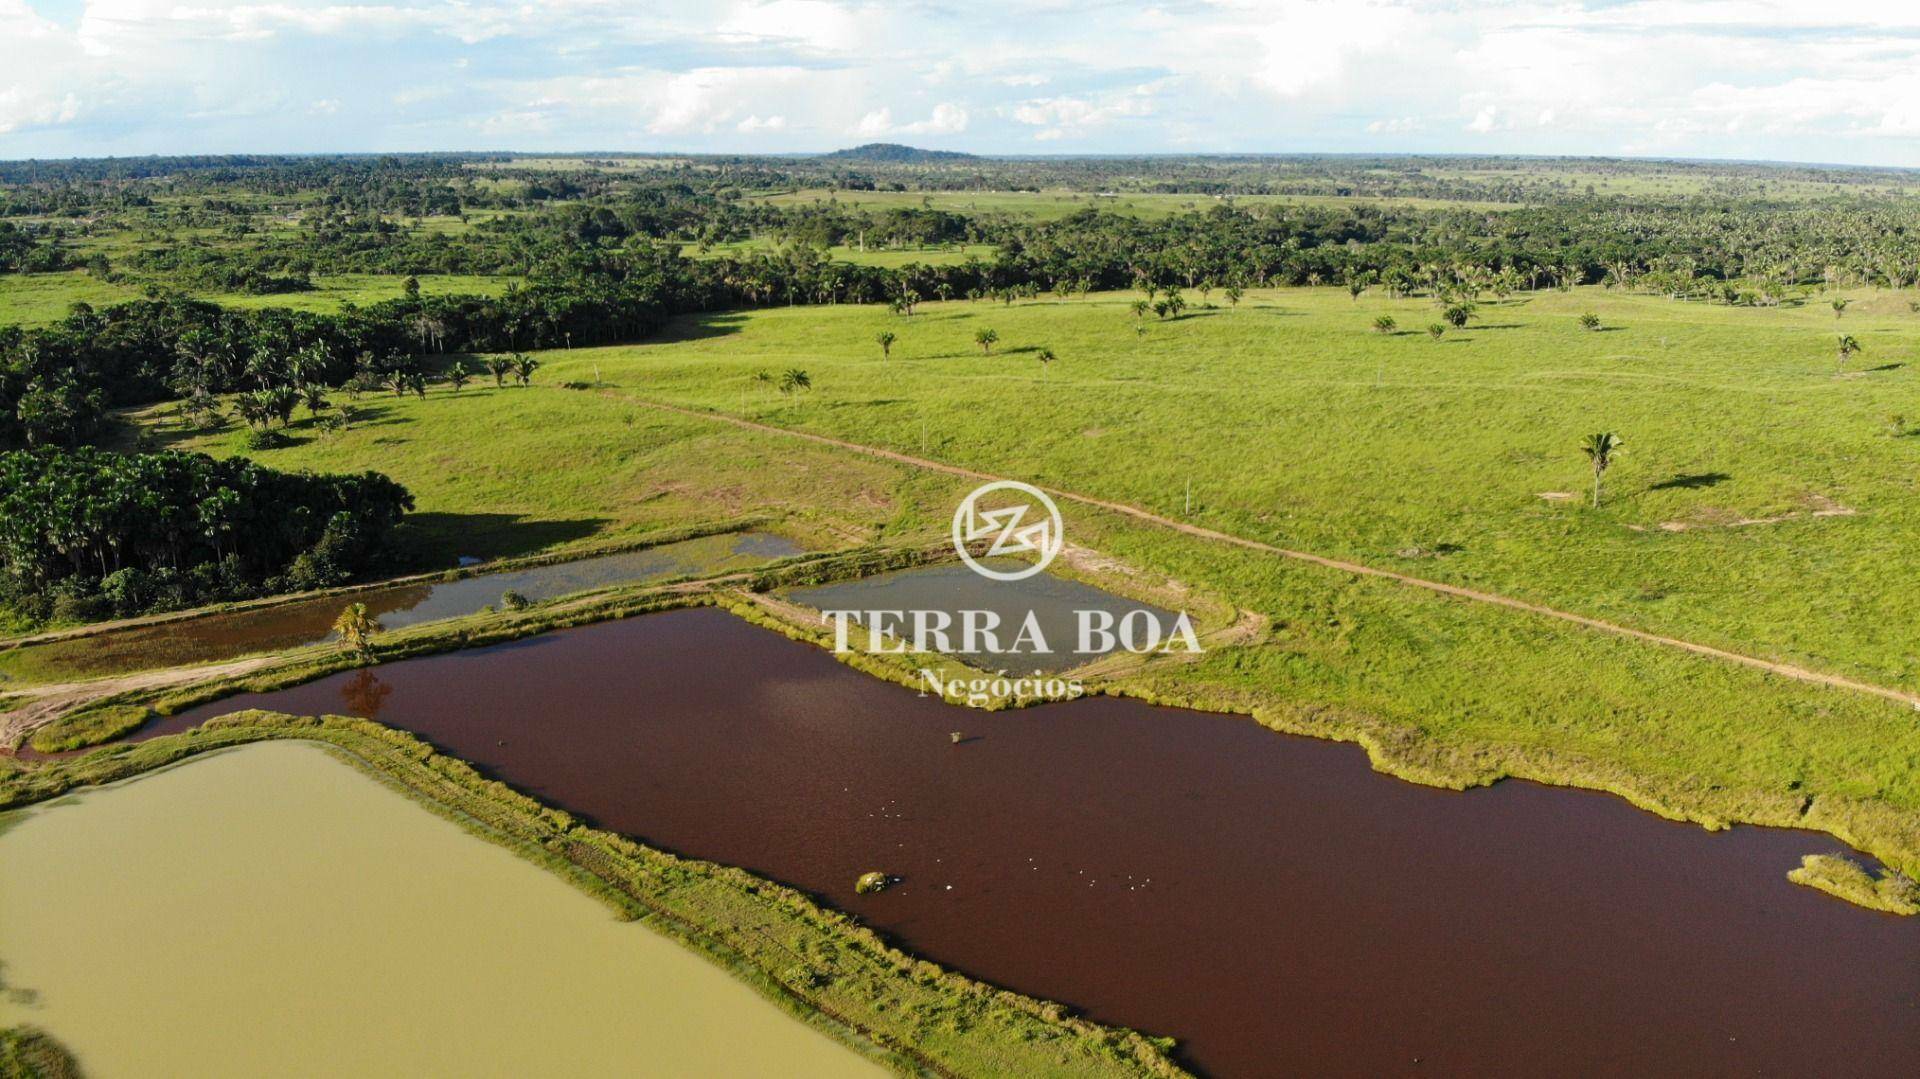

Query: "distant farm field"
left=0, top=272, right=522, bottom=325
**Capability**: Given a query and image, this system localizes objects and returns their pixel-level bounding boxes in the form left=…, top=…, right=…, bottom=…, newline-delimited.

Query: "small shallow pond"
left=0, top=530, right=801, bottom=684
left=785, top=561, right=1176, bottom=671
left=0, top=740, right=874, bottom=1078
left=155, top=608, right=1920, bottom=1077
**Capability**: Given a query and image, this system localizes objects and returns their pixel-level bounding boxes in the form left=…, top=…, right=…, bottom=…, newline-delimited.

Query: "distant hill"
left=819, top=143, right=977, bottom=163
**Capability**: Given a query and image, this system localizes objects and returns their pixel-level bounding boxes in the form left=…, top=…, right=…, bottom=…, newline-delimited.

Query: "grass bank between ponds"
left=0, top=714, right=1186, bottom=1079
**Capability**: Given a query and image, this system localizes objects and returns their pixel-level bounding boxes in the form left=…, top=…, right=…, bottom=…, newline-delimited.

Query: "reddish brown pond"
left=158, top=609, right=1920, bottom=1077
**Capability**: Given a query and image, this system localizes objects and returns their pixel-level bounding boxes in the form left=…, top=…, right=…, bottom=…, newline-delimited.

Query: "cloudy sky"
left=3, top=0, right=1919, bottom=164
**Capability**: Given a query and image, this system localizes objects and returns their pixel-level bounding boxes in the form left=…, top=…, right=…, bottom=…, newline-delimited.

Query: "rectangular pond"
left=0, top=530, right=802, bottom=684
left=0, top=740, right=875, bottom=1078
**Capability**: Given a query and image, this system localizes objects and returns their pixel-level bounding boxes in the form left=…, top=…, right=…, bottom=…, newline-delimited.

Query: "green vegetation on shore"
left=0, top=1026, right=81, bottom=1079
left=1787, top=854, right=1920, bottom=915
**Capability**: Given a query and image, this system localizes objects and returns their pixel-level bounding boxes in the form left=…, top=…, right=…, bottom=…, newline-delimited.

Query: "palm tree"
left=1426, top=323, right=1446, bottom=340
left=1224, top=284, right=1244, bottom=307
left=447, top=361, right=471, bottom=392
left=1837, top=334, right=1864, bottom=371
left=1443, top=302, right=1476, bottom=328
left=1037, top=348, right=1056, bottom=376
left=1832, top=298, right=1850, bottom=320
left=486, top=356, right=512, bottom=388
left=1372, top=315, right=1397, bottom=334
left=875, top=330, right=896, bottom=360
left=779, top=368, right=812, bottom=395
left=333, top=602, right=382, bottom=655
left=975, top=328, right=999, bottom=354
left=1582, top=432, right=1623, bottom=508
left=1579, top=313, right=1601, bottom=331
left=1129, top=299, right=1151, bottom=320
left=301, top=384, right=331, bottom=419
left=512, top=354, right=539, bottom=387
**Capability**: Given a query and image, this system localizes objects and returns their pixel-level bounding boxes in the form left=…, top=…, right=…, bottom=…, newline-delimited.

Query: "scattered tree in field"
left=1347, top=278, right=1367, bottom=302
left=1582, top=432, right=1623, bottom=507
left=1224, top=284, right=1244, bottom=307
left=486, top=356, right=513, bottom=388
left=512, top=354, right=539, bottom=386
left=501, top=589, right=529, bottom=611
left=1427, top=323, right=1446, bottom=339
left=1373, top=315, right=1397, bottom=334
left=1579, top=312, right=1602, bottom=331
left=1832, top=298, right=1850, bottom=320
left=447, top=361, right=471, bottom=393
left=402, top=275, right=421, bottom=300
left=1443, top=302, right=1476, bottom=328
left=779, top=368, right=812, bottom=394
left=975, top=328, right=999, bottom=354
left=1130, top=299, right=1151, bottom=320
left=875, top=330, right=896, bottom=359
left=301, top=385, right=331, bottom=419
left=1162, top=288, right=1187, bottom=318
left=333, top=602, right=382, bottom=655
left=1837, top=334, right=1864, bottom=370
left=1037, top=348, right=1056, bottom=376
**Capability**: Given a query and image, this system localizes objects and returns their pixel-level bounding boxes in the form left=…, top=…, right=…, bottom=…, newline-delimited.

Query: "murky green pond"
left=0, top=742, right=874, bottom=1078
left=0, top=531, right=802, bottom=685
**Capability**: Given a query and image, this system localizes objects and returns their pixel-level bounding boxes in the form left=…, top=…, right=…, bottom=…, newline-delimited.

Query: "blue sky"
left=3, top=0, right=1919, bottom=165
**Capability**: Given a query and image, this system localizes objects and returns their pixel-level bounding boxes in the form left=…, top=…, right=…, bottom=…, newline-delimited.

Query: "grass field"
left=0, top=272, right=521, bottom=325
left=530, top=285, right=1920, bottom=691
left=132, top=284, right=1920, bottom=884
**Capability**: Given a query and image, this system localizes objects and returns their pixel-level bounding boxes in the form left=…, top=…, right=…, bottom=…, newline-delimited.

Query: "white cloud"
left=1009, top=86, right=1155, bottom=140
left=854, top=102, right=968, bottom=137
left=2, top=0, right=1920, bottom=161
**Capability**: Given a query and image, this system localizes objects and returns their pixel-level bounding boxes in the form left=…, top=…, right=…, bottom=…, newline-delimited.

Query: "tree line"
left=0, top=446, right=413, bottom=622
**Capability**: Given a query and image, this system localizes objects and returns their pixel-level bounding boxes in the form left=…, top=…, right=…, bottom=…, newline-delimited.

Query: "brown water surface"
left=160, top=609, right=1920, bottom=1077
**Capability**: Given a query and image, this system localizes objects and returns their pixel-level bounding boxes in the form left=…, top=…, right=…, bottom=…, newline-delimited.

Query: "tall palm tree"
left=333, top=602, right=382, bottom=655
left=1582, top=433, right=1623, bottom=508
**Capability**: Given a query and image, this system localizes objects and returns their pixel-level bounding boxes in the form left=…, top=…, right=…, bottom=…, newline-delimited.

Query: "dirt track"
left=632, top=396, right=1920, bottom=711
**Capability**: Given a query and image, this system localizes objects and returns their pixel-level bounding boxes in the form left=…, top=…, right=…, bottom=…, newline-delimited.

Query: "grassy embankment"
left=122, top=285, right=1920, bottom=900
left=0, top=714, right=1186, bottom=1078
left=0, top=1026, right=81, bottom=1079
left=1786, top=853, right=1920, bottom=915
